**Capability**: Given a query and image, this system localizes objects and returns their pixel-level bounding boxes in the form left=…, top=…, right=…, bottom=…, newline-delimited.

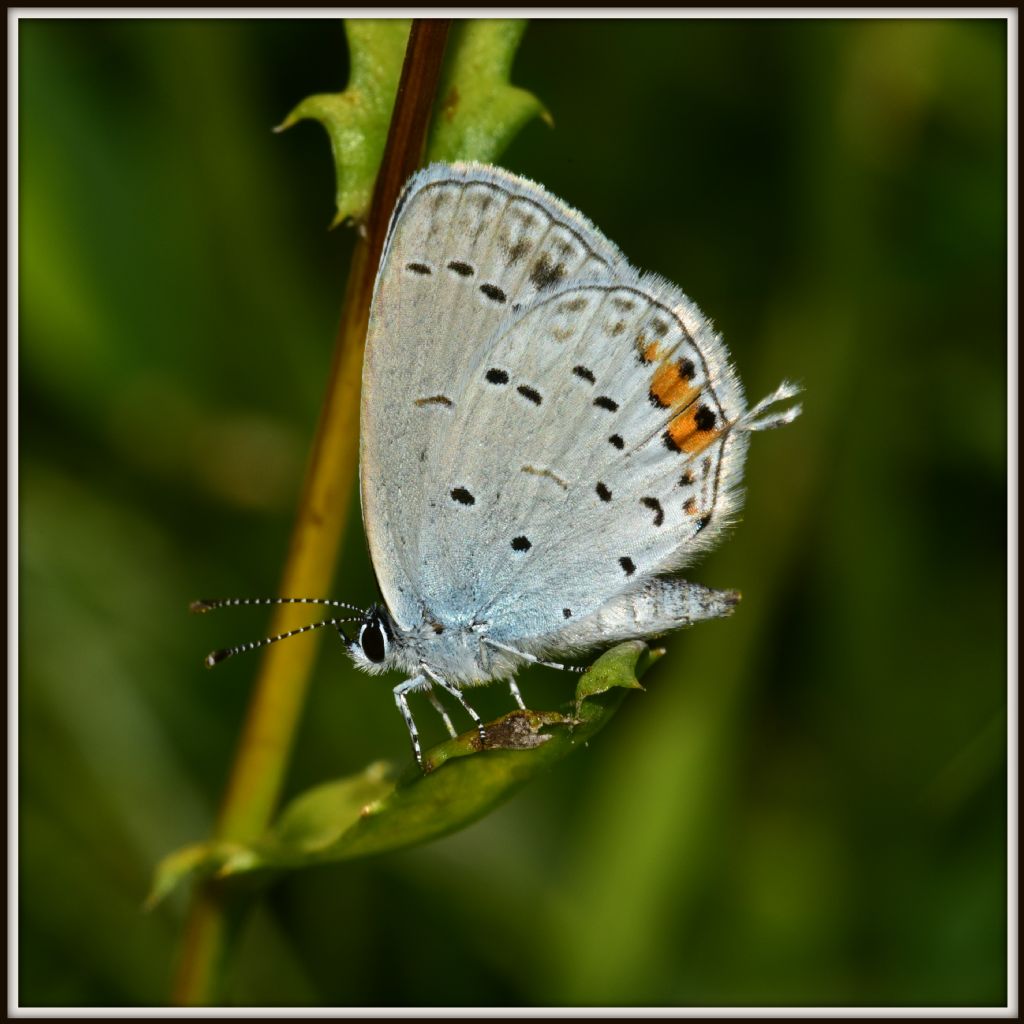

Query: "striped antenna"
left=190, top=596, right=365, bottom=615
left=204, top=616, right=361, bottom=668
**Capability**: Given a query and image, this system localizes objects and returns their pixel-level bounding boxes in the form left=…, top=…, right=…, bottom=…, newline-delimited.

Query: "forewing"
left=360, top=163, right=624, bottom=628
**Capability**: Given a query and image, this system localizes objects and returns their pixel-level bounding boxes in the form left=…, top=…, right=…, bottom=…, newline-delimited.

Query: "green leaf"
left=148, top=642, right=660, bottom=907
left=277, top=19, right=548, bottom=227
left=276, top=20, right=412, bottom=227
left=426, top=20, right=551, bottom=165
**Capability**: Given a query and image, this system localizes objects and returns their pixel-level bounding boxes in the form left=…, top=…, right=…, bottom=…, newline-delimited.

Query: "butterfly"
left=195, top=162, right=801, bottom=767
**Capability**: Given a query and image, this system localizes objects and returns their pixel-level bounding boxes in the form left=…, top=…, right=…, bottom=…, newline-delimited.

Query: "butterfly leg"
left=483, top=638, right=585, bottom=674
left=393, top=676, right=426, bottom=767
left=507, top=678, right=527, bottom=710
left=426, top=688, right=458, bottom=738
left=422, top=666, right=487, bottom=745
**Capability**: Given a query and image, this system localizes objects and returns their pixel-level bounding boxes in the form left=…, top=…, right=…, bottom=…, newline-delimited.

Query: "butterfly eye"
left=359, top=620, right=387, bottom=663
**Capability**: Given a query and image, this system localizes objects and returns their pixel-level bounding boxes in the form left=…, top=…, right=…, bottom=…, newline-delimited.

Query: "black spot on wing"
left=511, top=535, right=532, bottom=552
left=596, top=482, right=612, bottom=502
left=406, top=262, right=431, bottom=275
left=451, top=487, right=475, bottom=506
left=594, top=396, right=619, bottom=412
left=485, top=368, right=509, bottom=385
left=563, top=608, right=572, bottom=618
left=518, top=385, right=542, bottom=405
left=447, top=260, right=474, bottom=277
left=609, top=434, right=625, bottom=450
left=573, top=365, right=596, bottom=384
left=619, top=556, right=636, bottom=577
left=695, top=405, right=717, bottom=431
left=641, top=497, right=664, bottom=527
left=530, top=253, right=566, bottom=291
left=480, top=283, right=507, bottom=303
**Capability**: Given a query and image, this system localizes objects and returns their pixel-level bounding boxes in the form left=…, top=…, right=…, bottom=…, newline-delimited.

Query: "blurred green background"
left=18, top=17, right=1008, bottom=1007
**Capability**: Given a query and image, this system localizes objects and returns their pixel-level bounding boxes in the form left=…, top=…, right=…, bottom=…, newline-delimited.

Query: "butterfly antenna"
left=739, top=380, right=803, bottom=432
left=190, top=596, right=365, bottom=615
left=204, top=616, right=362, bottom=668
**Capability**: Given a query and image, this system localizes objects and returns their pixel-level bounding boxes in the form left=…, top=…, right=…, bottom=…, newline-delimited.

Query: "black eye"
left=361, top=621, right=386, bottom=663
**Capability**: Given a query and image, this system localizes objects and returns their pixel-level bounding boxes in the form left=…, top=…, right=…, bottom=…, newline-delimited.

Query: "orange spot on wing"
left=650, top=360, right=699, bottom=410
left=665, top=404, right=723, bottom=454
left=635, top=332, right=662, bottom=365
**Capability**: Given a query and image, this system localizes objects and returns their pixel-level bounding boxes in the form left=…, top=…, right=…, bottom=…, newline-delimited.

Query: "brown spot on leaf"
left=441, top=85, right=460, bottom=121
left=481, top=710, right=566, bottom=751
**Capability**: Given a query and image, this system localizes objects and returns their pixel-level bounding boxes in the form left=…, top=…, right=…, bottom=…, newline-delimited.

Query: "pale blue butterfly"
left=195, top=163, right=801, bottom=767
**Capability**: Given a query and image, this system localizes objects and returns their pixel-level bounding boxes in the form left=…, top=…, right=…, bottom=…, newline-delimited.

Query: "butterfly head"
left=191, top=595, right=395, bottom=673
left=345, top=604, right=397, bottom=674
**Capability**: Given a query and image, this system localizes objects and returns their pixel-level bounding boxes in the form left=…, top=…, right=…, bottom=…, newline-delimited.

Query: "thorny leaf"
left=426, top=20, right=552, bottom=165
left=277, top=19, right=548, bottom=227
left=275, top=20, right=412, bottom=226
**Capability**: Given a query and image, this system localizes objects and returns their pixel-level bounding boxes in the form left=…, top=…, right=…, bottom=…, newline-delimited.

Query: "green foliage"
left=427, top=20, right=552, bottom=165
left=276, top=18, right=547, bottom=226
left=276, top=20, right=412, bottom=226
left=147, top=643, right=659, bottom=907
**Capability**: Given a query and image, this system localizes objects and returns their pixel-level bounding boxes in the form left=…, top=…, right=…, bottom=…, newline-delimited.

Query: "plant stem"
left=171, top=20, right=451, bottom=1005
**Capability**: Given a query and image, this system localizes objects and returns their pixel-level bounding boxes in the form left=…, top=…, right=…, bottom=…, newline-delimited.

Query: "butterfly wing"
left=363, top=163, right=799, bottom=655
left=418, top=271, right=759, bottom=648
left=361, top=163, right=624, bottom=629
